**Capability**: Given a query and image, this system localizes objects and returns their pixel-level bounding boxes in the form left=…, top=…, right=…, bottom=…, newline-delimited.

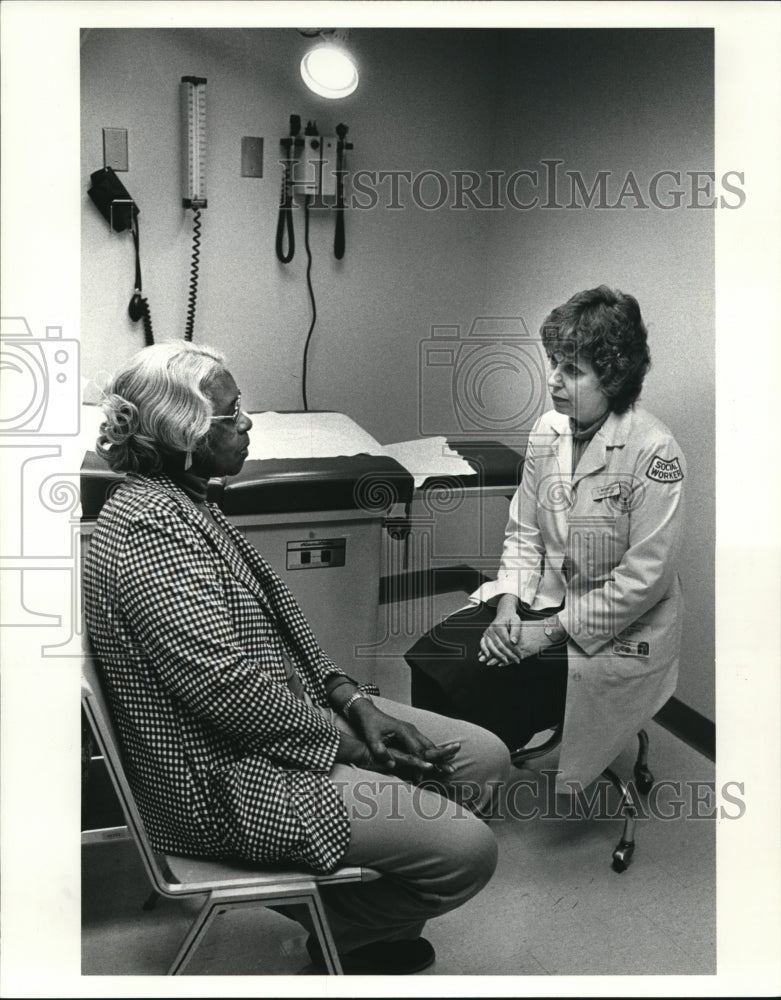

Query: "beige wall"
left=80, top=28, right=497, bottom=441
left=81, top=27, right=715, bottom=720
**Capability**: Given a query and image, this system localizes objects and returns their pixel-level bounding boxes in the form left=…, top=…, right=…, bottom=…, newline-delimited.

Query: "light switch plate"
left=241, top=136, right=264, bottom=178
left=103, top=127, right=129, bottom=171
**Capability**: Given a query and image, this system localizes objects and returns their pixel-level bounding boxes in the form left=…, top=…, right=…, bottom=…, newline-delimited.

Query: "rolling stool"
left=511, top=726, right=654, bottom=872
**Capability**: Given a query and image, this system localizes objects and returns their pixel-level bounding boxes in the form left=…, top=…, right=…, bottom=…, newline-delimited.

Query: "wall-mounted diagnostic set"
left=276, top=114, right=354, bottom=264
left=276, top=115, right=355, bottom=411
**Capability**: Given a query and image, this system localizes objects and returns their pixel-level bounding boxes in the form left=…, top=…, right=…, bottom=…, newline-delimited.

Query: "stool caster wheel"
left=611, top=839, right=635, bottom=873
left=634, top=764, right=654, bottom=795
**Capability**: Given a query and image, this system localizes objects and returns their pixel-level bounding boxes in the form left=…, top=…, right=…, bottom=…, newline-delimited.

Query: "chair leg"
left=633, top=728, right=654, bottom=794
left=304, top=890, right=344, bottom=974
left=167, top=896, right=222, bottom=975
left=603, top=767, right=637, bottom=873
left=165, top=885, right=345, bottom=976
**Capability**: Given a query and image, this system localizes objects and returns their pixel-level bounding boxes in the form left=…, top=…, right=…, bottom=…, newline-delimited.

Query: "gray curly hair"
left=96, top=341, right=227, bottom=474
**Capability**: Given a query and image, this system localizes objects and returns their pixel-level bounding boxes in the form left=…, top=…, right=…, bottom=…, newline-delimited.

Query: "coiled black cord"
left=140, top=297, right=154, bottom=347
left=184, top=207, right=202, bottom=341
left=301, top=195, right=316, bottom=411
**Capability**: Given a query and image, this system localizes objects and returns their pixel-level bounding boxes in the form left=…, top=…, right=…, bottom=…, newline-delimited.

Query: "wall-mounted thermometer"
left=181, top=75, right=207, bottom=209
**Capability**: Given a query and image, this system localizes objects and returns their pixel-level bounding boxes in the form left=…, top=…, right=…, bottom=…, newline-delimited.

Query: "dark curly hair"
left=541, top=285, right=651, bottom=413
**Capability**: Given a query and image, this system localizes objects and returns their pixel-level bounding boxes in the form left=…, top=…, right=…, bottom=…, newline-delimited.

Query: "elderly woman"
left=405, top=285, right=685, bottom=792
left=83, top=341, right=510, bottom=975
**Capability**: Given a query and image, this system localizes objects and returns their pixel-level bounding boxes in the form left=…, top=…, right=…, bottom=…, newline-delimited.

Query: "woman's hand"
left=479, top=595, right=522, bottom=666
left=481, top=612, right=568, bottom=666
left=348, top=699, right=461, bottom=781
left=335, top=730, right=383, bottom=770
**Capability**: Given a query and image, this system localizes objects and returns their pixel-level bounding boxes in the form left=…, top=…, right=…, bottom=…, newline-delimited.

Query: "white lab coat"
left=472, top=406, right=685, bottom=791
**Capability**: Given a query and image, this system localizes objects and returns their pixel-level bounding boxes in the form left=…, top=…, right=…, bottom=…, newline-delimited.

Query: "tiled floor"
left=82, top=592, right=717, bottom=979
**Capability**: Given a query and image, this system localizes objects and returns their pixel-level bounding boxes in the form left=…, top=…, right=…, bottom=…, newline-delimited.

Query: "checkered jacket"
left=84, top=472, right=376, bottom=872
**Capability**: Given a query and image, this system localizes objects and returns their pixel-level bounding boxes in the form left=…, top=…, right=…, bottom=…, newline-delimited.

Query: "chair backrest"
left=81, top=650, right=175, bottom=895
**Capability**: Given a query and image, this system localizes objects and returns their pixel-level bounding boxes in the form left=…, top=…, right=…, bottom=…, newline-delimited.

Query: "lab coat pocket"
left=601, top=603, right=672, bottom=681
left=600, top=644, right=662, bottom=682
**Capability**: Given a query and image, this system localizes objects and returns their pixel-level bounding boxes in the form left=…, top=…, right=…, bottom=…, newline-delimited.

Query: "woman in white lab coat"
left=405, top=285, right=685, bottom=792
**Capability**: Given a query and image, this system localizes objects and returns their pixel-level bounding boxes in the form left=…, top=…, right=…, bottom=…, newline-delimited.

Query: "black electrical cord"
left=301, top=195, right=316, bottom=411
left=276, top=164, right=295, bottom=263
left=334, top=125, right=347, bottom=260
left=334, top=164, right=345, bottom=259
left=129, top=215, right=154, bottom=346
left=184, top=207, right=202, bottom=342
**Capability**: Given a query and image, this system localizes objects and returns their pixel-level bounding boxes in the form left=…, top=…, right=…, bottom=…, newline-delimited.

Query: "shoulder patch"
left=646, top=455, right=684, bottom=483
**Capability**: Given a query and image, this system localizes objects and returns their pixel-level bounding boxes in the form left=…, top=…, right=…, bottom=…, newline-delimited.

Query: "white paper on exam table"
left=76, top=407, right=475, bottom=491
left=246, top=411, right=386, bottom=460
left=380, top=438, right=475, bottom=487
left=246, top=411, right=475, bottom=487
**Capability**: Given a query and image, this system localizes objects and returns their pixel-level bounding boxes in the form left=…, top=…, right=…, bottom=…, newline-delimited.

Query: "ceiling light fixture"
left=299, top=29, right=359, bottom=100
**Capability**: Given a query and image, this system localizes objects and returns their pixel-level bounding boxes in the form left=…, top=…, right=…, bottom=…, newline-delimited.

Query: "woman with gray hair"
left=406, top=285, right=686, bottom=795
left=84, top=340, right=509, bottom=975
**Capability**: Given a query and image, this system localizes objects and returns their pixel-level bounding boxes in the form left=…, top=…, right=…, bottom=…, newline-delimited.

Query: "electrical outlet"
left=241, top=136, right=264, bottom=178
left=103, top=128, right=129, bottom=172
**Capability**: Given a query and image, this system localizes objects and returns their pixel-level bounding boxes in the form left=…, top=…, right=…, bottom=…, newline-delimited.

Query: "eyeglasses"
left=210, top=393, right=243, bottom=426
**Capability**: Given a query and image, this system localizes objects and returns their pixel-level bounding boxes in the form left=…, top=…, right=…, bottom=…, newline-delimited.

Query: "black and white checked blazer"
left=84, top=472, right=378, bottom=873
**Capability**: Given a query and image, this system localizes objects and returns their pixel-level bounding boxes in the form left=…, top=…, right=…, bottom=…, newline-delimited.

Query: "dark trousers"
left=404, top=602, right=568, bottom=753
